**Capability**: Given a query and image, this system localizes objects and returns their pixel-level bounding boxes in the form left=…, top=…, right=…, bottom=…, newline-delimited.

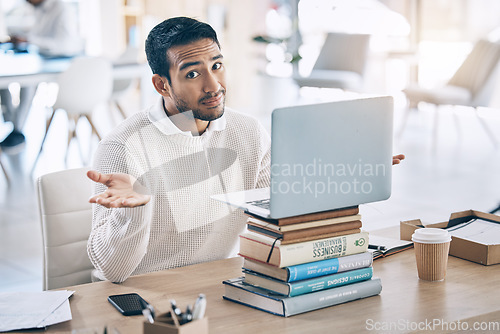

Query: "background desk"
left=0, top=52, right=152, bottom=108
left=0, top=53, right=150, bottom=88
left=16, top=250, right=500, bottom=334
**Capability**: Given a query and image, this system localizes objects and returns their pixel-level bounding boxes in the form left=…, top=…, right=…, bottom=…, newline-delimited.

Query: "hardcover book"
left=239, top=231, right=369, bottom=267
left=222, top=277, right=382, bottom=317
left=243, top=267, right=373, bottom=297
left=242, top=251, right=373, bottom=282
left=245, top=206, right=359, bottom=226
left=247, top=224, right=361, bottom=245
left=247, top=214, right=362, bottom=232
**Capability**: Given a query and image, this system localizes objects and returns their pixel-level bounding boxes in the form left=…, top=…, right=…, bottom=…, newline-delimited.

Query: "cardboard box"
left=143, top=312, right=208, bottom=334
left=400, top=210, right=500, bottom=266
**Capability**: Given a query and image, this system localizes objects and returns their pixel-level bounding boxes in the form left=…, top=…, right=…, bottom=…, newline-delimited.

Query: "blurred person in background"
left=0, top=0, right=83, bottom=153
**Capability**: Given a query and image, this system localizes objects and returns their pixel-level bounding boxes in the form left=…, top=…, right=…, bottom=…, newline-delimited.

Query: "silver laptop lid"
left=269, top=96, right=393, bottom=218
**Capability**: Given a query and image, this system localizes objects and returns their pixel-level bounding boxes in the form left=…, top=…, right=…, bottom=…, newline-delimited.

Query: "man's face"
left=165, top=38, right=226, bottom=121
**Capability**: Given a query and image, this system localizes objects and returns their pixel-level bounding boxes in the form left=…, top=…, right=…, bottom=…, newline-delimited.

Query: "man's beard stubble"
left=173, top=89, right=226, bottom=122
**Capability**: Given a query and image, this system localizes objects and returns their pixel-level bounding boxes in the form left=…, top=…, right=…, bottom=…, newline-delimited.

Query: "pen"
left=170, top=299, right=182, bottom=321
left=180, top=304, right=193, bottom=325
left=139, top=298, right=155, bottom=324
left=191, top=294, right=207, bottom=320
left=368, top=244, right=387, bottom=251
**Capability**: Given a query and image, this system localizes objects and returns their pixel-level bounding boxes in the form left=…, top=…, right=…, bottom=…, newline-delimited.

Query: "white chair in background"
left=37, top=167, right=94, bottom=290
left=293, top=32, right=371, bottom=91
left=400, top=39, right=500, bottom=147
left=0, top=148, right=9, bottom=185
left=111, top=46, right=140, bottom=119
left=36, top=56, right=113, bottom=164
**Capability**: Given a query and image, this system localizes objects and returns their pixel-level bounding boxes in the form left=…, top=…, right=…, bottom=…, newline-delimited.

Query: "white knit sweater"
left=87, top=98, right=271, bottom=282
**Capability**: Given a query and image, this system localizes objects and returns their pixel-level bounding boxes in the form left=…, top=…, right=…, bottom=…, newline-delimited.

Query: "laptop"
left=212, top=96, right=394, bottom=219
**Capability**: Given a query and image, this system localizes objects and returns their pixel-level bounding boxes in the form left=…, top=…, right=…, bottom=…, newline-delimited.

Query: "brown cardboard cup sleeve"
left=411, top=228, right=451, bottom=281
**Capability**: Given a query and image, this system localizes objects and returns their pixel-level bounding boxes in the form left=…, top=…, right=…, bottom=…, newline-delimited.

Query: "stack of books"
left=222, top=206, right=382, bottom=317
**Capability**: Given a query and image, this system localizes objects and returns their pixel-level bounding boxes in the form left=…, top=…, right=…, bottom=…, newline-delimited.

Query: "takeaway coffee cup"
left=411, top=228, right=451, bottom=281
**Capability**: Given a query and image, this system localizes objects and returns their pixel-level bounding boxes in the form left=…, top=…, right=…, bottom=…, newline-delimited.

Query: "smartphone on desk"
left=108, top=293, right=148, bottom=316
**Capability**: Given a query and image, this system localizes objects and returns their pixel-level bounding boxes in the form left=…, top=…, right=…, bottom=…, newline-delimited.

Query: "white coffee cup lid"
left=411, top=228, right=451, bottom=244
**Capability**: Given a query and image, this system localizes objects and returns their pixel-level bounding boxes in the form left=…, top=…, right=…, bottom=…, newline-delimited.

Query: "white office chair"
left=400, top=39, right=500, bottom=147
left=0, top=148, right=9, bottom=185
left=36, top=56, right=113, bottom=164
left=294, top=32, right=371, bottom=91
left=111, top=46, right=140, bottom=119
left=37, top=167, right=94, bottom=290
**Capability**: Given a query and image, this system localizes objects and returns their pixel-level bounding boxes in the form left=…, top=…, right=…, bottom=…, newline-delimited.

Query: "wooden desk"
left=17, top=250, right=500, bottom=334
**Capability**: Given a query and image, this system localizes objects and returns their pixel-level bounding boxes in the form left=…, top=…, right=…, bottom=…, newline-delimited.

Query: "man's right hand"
left=87, top=170, right=151, bottom=208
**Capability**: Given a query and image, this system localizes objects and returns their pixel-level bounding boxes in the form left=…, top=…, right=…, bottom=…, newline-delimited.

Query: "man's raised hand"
left=87, top=170, right=151, bottom=208
left=392, top=154, right=405, bottom=165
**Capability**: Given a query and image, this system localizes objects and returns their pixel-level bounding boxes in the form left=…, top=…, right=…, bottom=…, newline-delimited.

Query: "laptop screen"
left=269, top=96, right=393, bottom=218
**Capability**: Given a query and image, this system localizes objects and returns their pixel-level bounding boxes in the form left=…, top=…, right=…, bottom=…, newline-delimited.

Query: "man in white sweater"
left=87, top=17, right=405, bottom=283
left=86, top=17, right=272, bottom=283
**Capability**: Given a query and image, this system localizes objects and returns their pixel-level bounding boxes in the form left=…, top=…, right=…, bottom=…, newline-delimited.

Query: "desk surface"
left=17, top=249, right=500, bottom=334
left=0, top=52, right=150, bottom=89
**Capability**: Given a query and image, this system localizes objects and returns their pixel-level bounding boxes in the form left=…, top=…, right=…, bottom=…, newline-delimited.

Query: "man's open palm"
left=87, top=170, right=151, bottom=208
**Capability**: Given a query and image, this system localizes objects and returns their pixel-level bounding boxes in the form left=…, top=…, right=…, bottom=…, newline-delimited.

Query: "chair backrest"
left=112, top=46, right=140, bottom=95
left=0, top=148, right=9, bottom=184
left=448, top=39, right=500, bottom=104
left=313, top=32, right=371, bottom=75
left=37, top=167, right=94, bottom=290
left=54, top=56, right=113, bottom=115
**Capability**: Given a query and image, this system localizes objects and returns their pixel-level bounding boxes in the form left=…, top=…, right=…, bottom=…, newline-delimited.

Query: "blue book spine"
left=287, top=251, right=373, bottom=282
left=288, top=267, right=373, bottom=297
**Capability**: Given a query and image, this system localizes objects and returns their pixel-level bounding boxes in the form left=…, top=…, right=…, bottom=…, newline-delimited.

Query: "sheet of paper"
left=37, top=298, right=72, bottom=327
left=0, top=290, right=74, bottom=332
left=447, top=219, right=500, bottom=245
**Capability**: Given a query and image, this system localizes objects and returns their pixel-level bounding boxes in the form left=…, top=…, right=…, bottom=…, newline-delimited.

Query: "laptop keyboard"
left=247, top=198, right=270, bottom=210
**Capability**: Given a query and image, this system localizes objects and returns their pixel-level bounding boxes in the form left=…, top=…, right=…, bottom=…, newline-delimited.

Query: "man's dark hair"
left=145, top=17, right=221, bottom=84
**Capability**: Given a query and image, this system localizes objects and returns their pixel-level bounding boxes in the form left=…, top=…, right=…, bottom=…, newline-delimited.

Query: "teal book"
left=242, top=251, right=373, bottom=282
left=243, top=267, right=373, bottom=297
left=223, top=277, right=382, bottom=317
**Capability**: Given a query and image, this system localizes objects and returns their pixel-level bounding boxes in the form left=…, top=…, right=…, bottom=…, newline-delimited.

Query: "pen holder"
left=143, top=311, right=208, bottom=334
